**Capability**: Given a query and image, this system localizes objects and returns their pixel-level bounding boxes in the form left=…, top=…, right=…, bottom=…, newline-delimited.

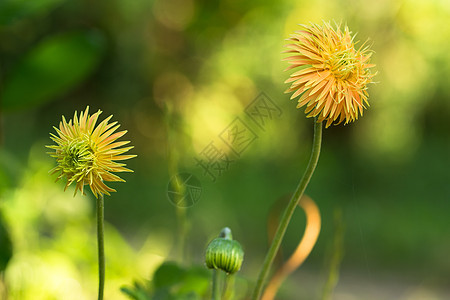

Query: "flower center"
left=60, top=138, right=94, bottom=173
left=327, top=50, right=357, bottom=81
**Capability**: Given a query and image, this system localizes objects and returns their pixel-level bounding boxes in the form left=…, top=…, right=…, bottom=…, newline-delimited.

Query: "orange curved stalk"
left=262, top=195, right=321, bottom=300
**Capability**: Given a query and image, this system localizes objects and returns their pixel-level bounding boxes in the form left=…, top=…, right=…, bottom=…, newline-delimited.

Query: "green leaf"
left=152, top=289, right=171, bottom=300
left=171, top=292, right=200, bottom=300
left=120, top=286, right=150, bottom=300
left=120, top=287, right=140, bottom=300
left=153, top=262, right=186, bottom=289
left=121, top=263, right=210, bottom=300
left=177, top=267, right=210, bottom=296
left=0, top=30, right=106, bottom=110
left=120, top=279, right=152, bottom=300
left=0, top=0, right=65, bottom=26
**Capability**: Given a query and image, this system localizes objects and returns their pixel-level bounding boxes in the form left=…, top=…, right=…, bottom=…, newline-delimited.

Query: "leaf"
left=120, top=286, right=150, bottom=300
left=177, top=267, right=210, bottom=296
left=120, top=287, right=140, bottom=300
left=153, top=261, right=186, bottom=288
left=120, top=280, right=151, bottom=300
left=121, top=264, right=208, bottom=300
left=171, top=292, right=200, bottom=300
left=0, top=30, right=106, bottom=110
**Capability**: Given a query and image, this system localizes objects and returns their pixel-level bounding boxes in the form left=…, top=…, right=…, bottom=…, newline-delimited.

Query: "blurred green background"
left=0, top=0, right=449, bottom=299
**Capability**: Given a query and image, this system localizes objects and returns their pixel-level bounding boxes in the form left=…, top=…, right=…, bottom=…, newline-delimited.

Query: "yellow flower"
left=284, top=21, right=376, bottom=127
left=47, top=106, right=136, bottom=198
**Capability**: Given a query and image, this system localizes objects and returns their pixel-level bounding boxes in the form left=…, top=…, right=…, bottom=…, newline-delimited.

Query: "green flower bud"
left=205, top=227, right=244, bottom=274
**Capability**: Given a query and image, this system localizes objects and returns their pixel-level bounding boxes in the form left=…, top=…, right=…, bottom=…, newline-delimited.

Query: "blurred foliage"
left=0, top=213, right=13, bottom=272
left=0, top=145, right=170, bottom=299
left=0, top=0, right=449, bottom=299
left=121, top=261, right=248, bottom=300
left=0, top=0, right=65, bottom=26
left=1, top=30, right=106, bottom=110
left=121, top=261, right=211, bottom=300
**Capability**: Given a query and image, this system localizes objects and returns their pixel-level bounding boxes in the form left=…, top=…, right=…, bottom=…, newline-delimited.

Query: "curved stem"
left=97, top=195, right=105, bottom=300
left=252, top=119, right=322, bottom=300
left=262, top=195, right=321, bottom=300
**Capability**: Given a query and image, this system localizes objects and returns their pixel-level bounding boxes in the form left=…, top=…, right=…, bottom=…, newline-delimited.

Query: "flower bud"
left=205, top=227, right=244, bottom=274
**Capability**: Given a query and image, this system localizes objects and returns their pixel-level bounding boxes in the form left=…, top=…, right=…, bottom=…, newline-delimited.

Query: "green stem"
left=97, top=195, right=105, bottom=300
left=223, top=274, right=235, bottom=300
left=251, top=119, right=323, bottom=300
left=212, top=269, right=221, bottom=300
left=165, top=102, right=189, bottom=263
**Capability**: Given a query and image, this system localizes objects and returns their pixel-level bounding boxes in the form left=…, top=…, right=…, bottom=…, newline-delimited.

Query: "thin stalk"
left=223, top=274, right=235, bottom=300
left=252, top=119, right=322, bottom=300
left=97, top=194, right=105, bottom=300
left=212, top=269, right=222, bottom=300
left=165, top=102, right=189, bottom=262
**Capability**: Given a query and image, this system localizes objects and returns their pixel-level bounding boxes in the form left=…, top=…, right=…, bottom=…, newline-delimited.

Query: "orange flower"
left=284, top=21, right=376, bottom=127
left=47, top=107, right=136, bottom=198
